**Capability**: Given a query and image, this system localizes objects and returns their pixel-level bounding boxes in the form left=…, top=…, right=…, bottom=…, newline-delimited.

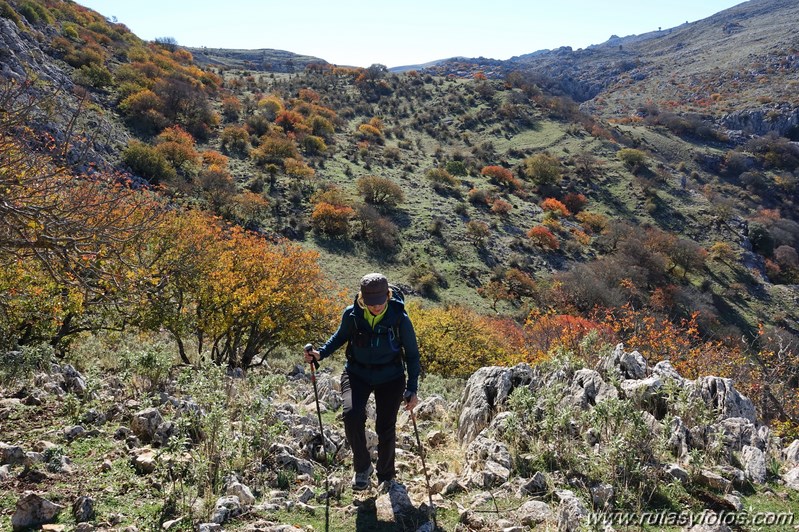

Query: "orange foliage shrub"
left=527, top=225, right=559, bottom=249
left=491, top=198, right=513, bottom=215
left=541, top=197, right=571, bottom=217
left=525, top=311, right=613, bottom=363
left=311, top=202, right=354, bottom=237
left=481, top=165, right=521, bottom=189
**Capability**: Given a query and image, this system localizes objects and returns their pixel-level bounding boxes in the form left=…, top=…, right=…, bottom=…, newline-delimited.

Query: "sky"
left=76, top=0, right=746, bottom=68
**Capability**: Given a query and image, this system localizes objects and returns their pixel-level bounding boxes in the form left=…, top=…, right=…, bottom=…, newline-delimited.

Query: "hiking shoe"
left=352, top=464, right=373, bottom=491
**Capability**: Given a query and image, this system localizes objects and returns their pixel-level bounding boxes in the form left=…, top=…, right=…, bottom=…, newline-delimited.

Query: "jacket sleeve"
left=318, top=306, right=354, bottom=361
left=400, top=313, right=421, bottom=393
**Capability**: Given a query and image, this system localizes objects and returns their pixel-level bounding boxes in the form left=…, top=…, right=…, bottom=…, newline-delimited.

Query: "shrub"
left=467, top=188, right=491, bottom=205
left=576, top=211, right=609, bottom=234
left=74, top=63, right=113, bottom=89
left=220, top=125, right=250, bottom=155
left=301, top=135, right=327, bottom=155
left=311, top=202, right=353, bottom=237
left=563, top=192, right=588, bottom=214
left=491, top=198, right=513, bottom=215
left=523, top=153, right=561, bottom=186
left=466, top=220, right=490, bottom=247
left=617, top=148, right=648, bottom=171
left=446, top=160, right=468, bottom=176
left=356, top=175, right=404, bottom=207
left=426, top=167, right=460, bottom=190
left=251, top=136, right=299, bottom=166
left=527, top=225, right=559, bottom=249
left=481, top=165, right=521, bottom=189
left=541, top=197, right=570, bottom=218
left=122, top=141, right=176, bottom=184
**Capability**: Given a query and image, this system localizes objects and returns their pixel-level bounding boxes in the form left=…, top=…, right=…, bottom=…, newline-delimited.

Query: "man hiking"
left=304, top=273, right=421, bottom=491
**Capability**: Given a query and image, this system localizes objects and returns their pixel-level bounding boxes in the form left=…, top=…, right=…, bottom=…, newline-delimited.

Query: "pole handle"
left=305, top=343, right=319, bottom=370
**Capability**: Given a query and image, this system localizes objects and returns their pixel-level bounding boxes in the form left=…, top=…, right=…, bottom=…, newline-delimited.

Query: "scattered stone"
left=72, top=496, right=95, bottom=523
left=211, top=495, right=242, bottom=524
left=11, top=491, right=65, bottom=531
left=101, top=459, right=113, bottom=472
left=519, top=471, right=548, bottom=496
left=63, top=425, right=86, bottom=441
left=162, top=517, right=183, bottom=529
left=130, top=447, right=157, bottom=474
left=426, top=430, right=446, bottom=447
left=556, top=489, right=588, bottom=532
left=696, top=470, right=732, bottom=492
left=724, top=493, right=744, bottom=511
left=518, top=500, right=553, bottom=526
left=590, top=482, right=614, bottom=508
left=131, top=408, right=164, bottom=443
left=1, top=442, right=26, bottom=466
left=664, top=463, right=689, bottom=484
left=74, top=523, right=95, bottom=532
left=226, top=481, right=256, bottom=506
left=198, top=524, right=222, bottom=532
left=0, top=464, right=11, bottom=480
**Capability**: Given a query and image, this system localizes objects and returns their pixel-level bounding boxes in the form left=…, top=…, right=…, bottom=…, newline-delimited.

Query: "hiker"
left=304, top=272, right=421, bottom=491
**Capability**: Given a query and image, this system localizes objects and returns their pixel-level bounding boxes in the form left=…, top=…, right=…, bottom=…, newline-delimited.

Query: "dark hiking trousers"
left=341, top=369, right=405, bottom=482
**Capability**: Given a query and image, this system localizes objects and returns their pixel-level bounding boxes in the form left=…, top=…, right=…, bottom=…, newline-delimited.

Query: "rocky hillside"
left=428, top=0, right=799, bottom=130
left=2, top=345, right=799, bottom=530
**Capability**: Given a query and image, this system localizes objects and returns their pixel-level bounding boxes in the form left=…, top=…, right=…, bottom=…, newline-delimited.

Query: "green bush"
left=74, top=63, right=113, bottom=89
left=0, top=343, right=53, bottom=386
left=122, top=141, right=177, bottom=185
left=0, top=1, right=21, bottom=26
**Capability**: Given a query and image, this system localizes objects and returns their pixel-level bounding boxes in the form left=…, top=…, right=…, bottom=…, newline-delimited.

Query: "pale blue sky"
left=77, top=0, right=745, bottom=68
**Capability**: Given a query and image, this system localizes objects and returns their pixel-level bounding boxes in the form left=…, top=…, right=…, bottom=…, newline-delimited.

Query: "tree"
left=466, top=220, right=490, bottom=247
left=0, top=80, right=163, bottom=347
left=356, top=175, right=404, bottom=207
left=523, top=153, right=561, bottom=186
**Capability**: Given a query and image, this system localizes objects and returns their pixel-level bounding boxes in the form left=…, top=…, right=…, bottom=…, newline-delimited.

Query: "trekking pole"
left=305, top=343, right=329, bottom=532
left=408, top=399, right=437, bottom=530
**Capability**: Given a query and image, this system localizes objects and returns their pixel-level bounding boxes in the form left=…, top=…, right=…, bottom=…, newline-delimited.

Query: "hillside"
left=1, top=0, right=799, bottom=529
left=187, top=47, right=328, bottom=72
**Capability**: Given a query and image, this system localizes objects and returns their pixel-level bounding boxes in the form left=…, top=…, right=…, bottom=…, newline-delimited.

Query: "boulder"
left=601, top=343, right=647, bottom=379
left=226, top=482, right=256, bottom=506
left=131, top=408, right=164, bottom=443
left=652, top=360, right=685, bottom=384
left=783, top=439, right=799, bottom=465
left=72, top=496, right=95, bottom=523
left=555, top=489, right=588, bottom=532
left=564, top=369, right=618, bottom=409
left=457, top=364, right=533, bottom=445
left=691, top=377, right=756, bottom=422
left=1, top=442, right=26, bottom=466
left=741, top=445, right=767, bottom=484
left=211, top=495, right=242, bottom=525
left=783, top=466, right=799, bottom=491
left=463, top=435, right=512, bottom=488
left=518, top=500, right=553, bottom=526
left=11, top=492, right=65, bottom=531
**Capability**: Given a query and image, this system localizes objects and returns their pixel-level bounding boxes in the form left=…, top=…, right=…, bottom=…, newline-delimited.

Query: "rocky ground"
left=2, top=344, right=799, bottom=531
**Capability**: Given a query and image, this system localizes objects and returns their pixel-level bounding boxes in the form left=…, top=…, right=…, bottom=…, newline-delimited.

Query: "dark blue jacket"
left=318, top=297, right=421, bottom=393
